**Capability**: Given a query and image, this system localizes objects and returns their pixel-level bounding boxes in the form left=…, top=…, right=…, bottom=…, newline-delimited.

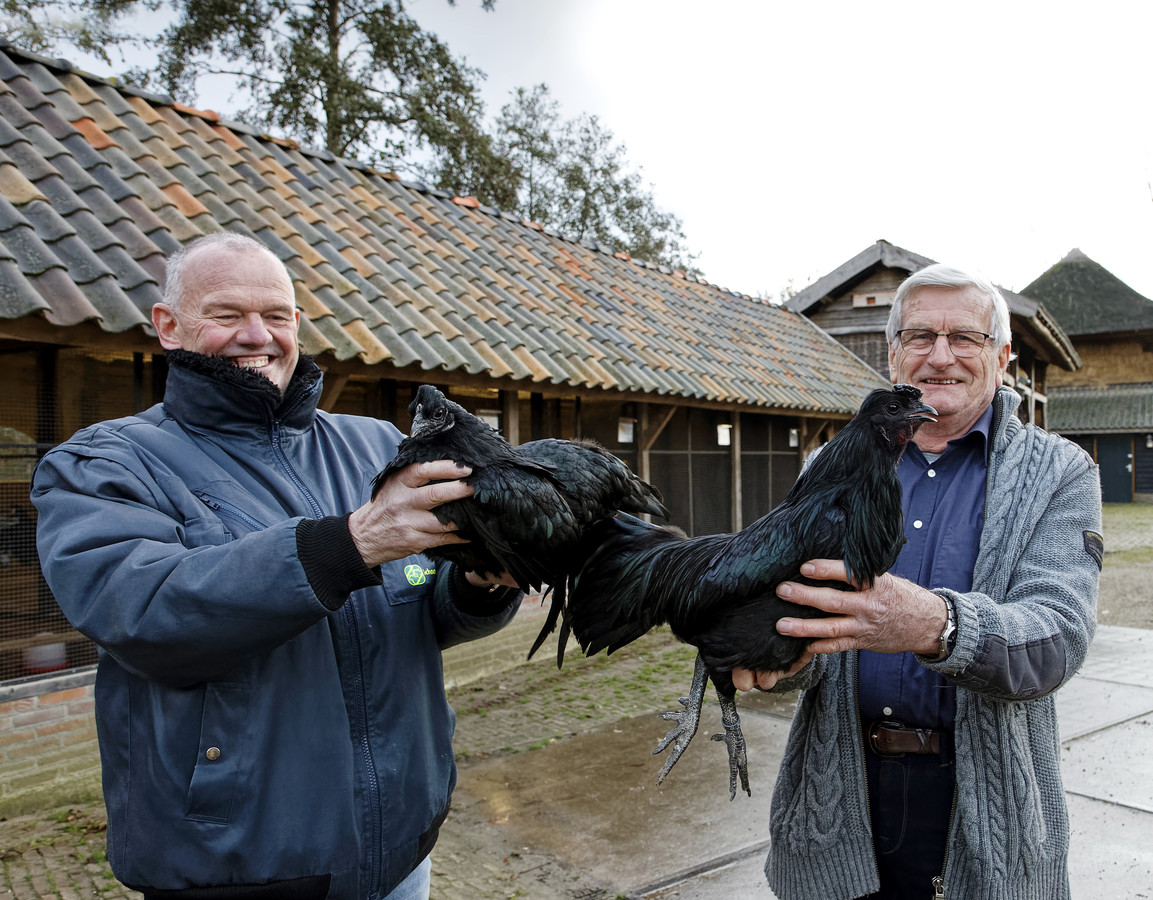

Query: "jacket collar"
left=161, top=350, right=324, bottom=433
left=989, top=386, right=1023, bottom=458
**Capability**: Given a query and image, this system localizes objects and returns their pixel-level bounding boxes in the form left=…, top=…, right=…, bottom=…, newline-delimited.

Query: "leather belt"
left=867, top=721, right=947, bottom=757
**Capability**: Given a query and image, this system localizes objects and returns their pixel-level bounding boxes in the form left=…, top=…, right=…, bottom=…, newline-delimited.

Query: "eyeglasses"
left=894, top=330, right=992, bottom=358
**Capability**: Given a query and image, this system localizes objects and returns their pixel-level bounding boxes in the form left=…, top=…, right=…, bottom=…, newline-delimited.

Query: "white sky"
left=68, top=0, right=1153, bottom=301
left=407, top=0, right=1153, bottom=301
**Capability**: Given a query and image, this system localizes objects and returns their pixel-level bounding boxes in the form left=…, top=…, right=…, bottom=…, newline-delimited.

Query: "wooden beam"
left=803, top=419, right=831, bottom=455
left=730, top=415, right=743, bottom=531
left=319, top=374, right=349, bottom=412
left=638, top=403, right=676, bottom=484
left=501, top=390, right=520, bottom=445
left=641, top=404, right=677, bottom=452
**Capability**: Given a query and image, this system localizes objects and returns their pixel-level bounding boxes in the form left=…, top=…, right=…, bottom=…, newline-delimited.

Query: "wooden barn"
left=1024, top=248, right=1153, bottom=502
left=0, top=40, right=898, bottom=812
left=785, top=239, right=1080, bottom=428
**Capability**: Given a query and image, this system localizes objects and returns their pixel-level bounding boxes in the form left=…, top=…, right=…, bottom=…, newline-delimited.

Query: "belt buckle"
left=868, top=719, right=908, bottom=758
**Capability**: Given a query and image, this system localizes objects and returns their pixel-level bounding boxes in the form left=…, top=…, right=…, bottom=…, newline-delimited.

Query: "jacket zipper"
left=194, top=493, right=267, bottom=533
left=268, top=412, right=385, bottom=895
left=931, top=787, right=959, bottom=898
left=851, top=653, right=883, bottom=889
left=340, top=601, right=383, bottom=895
left=269, top=418, right=324, bottom=519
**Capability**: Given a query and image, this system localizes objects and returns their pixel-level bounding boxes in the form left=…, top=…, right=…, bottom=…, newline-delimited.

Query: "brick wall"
left=0, top=598, right=555, bottom=817
left=0, top=668, right=102, bottom=817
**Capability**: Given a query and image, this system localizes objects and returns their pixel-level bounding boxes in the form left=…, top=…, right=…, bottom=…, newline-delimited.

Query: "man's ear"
left=152, top=304, right=183, bottom=350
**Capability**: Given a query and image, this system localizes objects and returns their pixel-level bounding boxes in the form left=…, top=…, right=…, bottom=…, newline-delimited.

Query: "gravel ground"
left=2, top=503, right=1149, bottom=899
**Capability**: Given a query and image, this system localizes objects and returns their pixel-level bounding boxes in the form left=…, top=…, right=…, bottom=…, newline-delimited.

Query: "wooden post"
left=501, top=390, right=520, bottom=445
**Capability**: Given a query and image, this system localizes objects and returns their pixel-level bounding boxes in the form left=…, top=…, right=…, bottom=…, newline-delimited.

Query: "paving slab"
left=1061, top=713, right=1153, bottom=813
left=1067, top=793, right=1153, bottom=897
left=1055, top=675, right=1153, bottom=740
left=1077, top=625, right=1153, bottom=685
left=452, top=708, right=789, bottom=896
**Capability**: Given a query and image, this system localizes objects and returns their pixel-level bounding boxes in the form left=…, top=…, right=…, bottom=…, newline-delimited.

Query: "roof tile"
left=0, top=45, right=888, bottom=413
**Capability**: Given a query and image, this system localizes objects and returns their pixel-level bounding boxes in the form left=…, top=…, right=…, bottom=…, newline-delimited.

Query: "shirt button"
left=205, top=747, right=221, bottom=761
left=927, top=469, right=936, bottom=478
left=913, top=520, right=923, bottom=529
left=883, top=707, right=893, bottom=717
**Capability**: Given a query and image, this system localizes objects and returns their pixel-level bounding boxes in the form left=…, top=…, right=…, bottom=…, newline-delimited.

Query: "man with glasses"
left=735, top=264, right=1102, bottom=899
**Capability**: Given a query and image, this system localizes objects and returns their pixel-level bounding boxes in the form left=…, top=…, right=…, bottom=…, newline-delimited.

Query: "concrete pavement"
left=2, top=618, right=1152, bottom=899
left=431, top=618, right=1153, bottom=899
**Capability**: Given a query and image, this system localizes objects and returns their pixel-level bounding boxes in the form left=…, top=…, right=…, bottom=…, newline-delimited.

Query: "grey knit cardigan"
left=765, top=387, right=1103, bottom=900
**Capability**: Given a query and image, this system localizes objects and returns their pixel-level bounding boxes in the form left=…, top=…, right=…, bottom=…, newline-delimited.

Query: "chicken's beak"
left=910, top=402, right=937, bottom=424
left=410, top=403, right=429, bottom=436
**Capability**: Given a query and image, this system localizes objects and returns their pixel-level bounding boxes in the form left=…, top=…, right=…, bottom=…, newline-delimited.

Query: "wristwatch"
left=934, top=595, right=957, bottom=661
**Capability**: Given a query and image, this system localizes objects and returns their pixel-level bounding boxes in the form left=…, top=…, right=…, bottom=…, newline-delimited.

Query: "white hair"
left=885, top=263, right=1012, bottom=348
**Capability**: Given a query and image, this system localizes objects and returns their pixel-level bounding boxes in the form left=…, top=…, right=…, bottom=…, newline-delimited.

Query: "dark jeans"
left=862, top=739, right=955, bottom=900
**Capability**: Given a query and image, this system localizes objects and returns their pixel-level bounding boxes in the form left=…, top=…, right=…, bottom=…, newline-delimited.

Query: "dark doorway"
left=1098, top=434, right=1133, bottom=503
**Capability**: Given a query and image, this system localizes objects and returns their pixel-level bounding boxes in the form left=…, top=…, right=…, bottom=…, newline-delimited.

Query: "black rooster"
left=370, top=385, right=668, bottom=637
left=564, top=384, right=936, bottom=798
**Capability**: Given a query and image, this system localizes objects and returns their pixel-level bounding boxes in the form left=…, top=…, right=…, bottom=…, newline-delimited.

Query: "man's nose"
left=237, top=314, right=272, bottom=344
left=925, top=333, right=955, bottom=364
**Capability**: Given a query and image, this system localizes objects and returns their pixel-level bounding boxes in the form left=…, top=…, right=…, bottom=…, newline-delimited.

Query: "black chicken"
left=370, top=385, right=668, bottom=637
left=564, top=384, right=936, bottom=798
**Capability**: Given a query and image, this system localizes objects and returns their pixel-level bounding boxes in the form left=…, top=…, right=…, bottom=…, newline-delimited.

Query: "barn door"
left=1098, top=434, right=1134, bottom=503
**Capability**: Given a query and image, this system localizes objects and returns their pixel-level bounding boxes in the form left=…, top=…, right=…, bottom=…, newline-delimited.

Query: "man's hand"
left=772, top=559, right=946, bottom=657
left=731, top=559, right=949, bottom=692
left=732, top=651, right=813, bottom=692
left=348, top=460, right=474, bottom=568
left=462, top=570, right=522, bottom=591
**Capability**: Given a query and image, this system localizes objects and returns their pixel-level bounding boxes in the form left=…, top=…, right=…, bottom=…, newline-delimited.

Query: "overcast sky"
left=406, top=0, right=1153, bottom=301
left=68, top=0, right=1153, bottom=301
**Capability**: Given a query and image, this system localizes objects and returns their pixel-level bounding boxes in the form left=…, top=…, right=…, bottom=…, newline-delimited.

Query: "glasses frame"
left=894, top=329, right=993, bottom=358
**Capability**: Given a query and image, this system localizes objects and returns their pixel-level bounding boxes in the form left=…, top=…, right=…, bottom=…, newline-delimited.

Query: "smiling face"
left=153, top=244, right=300, bottom=395
left=888, top=284, right=1011, bottom=451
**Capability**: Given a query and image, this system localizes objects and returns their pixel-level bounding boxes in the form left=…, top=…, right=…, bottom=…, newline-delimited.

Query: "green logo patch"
left=404, top=564, right=433, bottom=585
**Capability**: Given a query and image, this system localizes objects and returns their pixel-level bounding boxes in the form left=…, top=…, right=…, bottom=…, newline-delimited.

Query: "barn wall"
left=1049, top=339, right=1153, bottom=388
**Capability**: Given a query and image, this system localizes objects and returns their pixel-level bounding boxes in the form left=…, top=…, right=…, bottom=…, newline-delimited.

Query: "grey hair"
left=885, top=263, right=1012, bottom=349
left=161, top=233, right=286, bottom=313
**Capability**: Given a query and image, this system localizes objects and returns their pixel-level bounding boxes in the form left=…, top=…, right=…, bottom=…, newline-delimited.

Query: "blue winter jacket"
left=31, top=353, right=520, bottom=899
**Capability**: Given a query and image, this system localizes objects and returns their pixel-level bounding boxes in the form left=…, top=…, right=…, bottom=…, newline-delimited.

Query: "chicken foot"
left=653, top=653, right=751, bottom=799
left=711, top=688, right=751, bottom=799
left=653, top=653, right=709, bottom=785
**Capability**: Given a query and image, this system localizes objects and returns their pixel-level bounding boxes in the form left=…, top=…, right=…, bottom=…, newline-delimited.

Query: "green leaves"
left=480, top=84, right=698, bottom=272
left=152, top=0, right=496, bottom=171
left=0, top=0, right=147, bottom=65
left=16, top=0, right=697, bottom=271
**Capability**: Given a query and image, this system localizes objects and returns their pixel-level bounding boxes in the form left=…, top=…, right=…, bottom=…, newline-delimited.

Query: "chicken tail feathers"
left=567, top=515, right=688, bottom=657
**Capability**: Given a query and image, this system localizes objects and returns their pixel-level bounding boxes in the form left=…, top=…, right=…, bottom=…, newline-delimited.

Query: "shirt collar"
left=910, top=402, right=994, bottom=464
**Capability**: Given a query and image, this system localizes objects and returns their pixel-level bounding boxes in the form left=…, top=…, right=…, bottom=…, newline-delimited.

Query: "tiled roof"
left=0, top=42, right=887, bottom=414
left=1022, top=248, right=1153, bottom=338
left=1049, top=383, right=1153, bottom=433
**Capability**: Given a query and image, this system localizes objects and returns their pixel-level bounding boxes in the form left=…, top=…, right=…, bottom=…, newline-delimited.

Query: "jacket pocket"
left=193, top=491, right=269, bottom=540
left=185, top=682, right=252, bottom=824
left=383, top=558, right=437, bottom=606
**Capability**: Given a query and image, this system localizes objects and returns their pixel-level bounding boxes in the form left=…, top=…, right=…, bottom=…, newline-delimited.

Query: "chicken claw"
left=653, top=654, right=709, bottom=784
left=711, top=691, right=751, bottom=799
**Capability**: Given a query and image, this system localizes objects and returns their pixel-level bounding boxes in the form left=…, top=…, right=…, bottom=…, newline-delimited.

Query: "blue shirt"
left=857, top=404, right=993, bottom=730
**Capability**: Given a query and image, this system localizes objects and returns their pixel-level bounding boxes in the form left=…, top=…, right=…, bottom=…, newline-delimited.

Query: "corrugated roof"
left=1049, top=383, right=1153, bottom=433
left=0, top=41, right=887, bottom=415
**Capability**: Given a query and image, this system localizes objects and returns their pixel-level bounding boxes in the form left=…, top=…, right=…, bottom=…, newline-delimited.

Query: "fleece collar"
left=162, top=350, right=324, bottom=433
